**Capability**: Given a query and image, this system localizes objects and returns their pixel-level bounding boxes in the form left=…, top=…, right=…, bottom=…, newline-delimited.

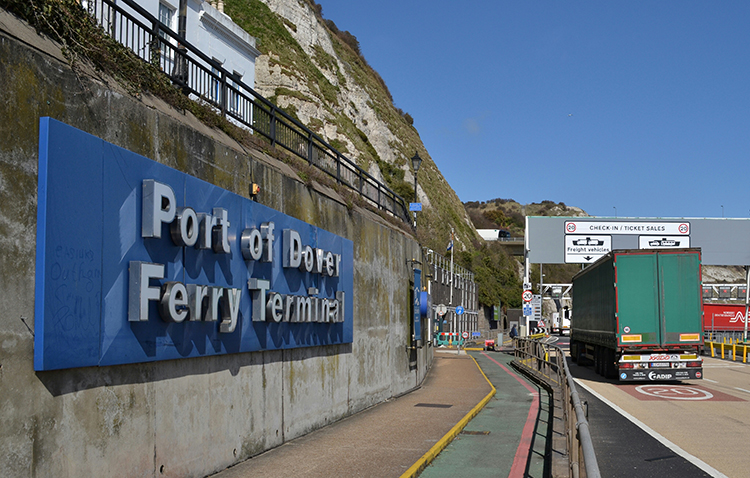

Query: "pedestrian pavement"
left=419, top=351, right=549, bottom=478
left=210, top=348, right=550, bottom=478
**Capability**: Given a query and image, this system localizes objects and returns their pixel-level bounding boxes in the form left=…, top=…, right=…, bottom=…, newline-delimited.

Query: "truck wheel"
left=594, top=346, right=602, bottom=375
left=596, top=347, right=606, bottom=376
left=604, top=349, right=616, bottom=379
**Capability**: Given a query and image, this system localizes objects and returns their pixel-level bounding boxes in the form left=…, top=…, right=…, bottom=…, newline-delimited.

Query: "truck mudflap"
left=619, top=368, right=703, bottom=381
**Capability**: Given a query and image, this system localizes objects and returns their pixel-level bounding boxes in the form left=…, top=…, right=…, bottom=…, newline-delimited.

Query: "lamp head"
left=411, top=152, right=422, bottom=172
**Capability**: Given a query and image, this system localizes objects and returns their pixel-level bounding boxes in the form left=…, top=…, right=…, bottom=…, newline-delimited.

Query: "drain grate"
left=460, top=430, right=490, bottom=435
left=414, top=403, right=453, bottom=409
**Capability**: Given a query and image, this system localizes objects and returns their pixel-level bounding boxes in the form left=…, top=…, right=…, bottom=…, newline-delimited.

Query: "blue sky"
left=318, top=1, right=750, bottom=218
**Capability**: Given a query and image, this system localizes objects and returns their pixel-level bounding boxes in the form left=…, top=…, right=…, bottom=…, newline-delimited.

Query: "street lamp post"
left=411, top=152, right=422, bottom=228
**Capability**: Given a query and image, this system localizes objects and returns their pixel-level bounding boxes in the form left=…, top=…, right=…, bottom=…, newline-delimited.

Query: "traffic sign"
left=455, top=306, right=465, bottom=315
left=522, top=290, right=533, bottom=302
left=461, top=331, right=469, bottom=339
left=436, top=304, right=447, bottom=316
left=538, top=320, right=545, bottom=327
left=523, top=304, right=532, bottom=316
left=565, top=235, right=611, bottom=263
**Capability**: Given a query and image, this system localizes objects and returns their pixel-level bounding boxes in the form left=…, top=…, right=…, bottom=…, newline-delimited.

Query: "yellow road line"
left=400, top=354, right=496, bottom=478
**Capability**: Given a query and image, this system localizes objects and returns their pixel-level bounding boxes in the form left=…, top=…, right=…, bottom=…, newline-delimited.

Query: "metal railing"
left=514, top=337, right=601, bottom=478
left=82, top=0, right=410, bottom=224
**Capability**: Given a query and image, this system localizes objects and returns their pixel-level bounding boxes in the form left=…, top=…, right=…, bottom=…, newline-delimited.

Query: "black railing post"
left=150, top=19, right=160, bottom=67
left=336, top=153, right=341, bottom=184
left=307, top=133, right=314, bottom=165
left=220, top=71, right=227, bottom=116
left=270, top=107, right=277, bottom=147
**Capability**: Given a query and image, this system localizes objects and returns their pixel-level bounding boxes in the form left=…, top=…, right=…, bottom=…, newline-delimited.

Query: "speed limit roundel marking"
left=635, top=385, right=712, bottom=400
left=522, top=290, right=533, bottom=302
left=679, top=223, right=689, bottom=234
left=566, top=222, right=577, bottom=233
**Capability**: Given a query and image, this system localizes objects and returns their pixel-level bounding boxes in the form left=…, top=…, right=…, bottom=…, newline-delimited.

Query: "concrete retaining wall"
left=0, top=11, right=431, bottom=477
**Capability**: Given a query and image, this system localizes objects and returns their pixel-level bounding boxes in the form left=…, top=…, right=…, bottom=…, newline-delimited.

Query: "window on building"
left=158, top=3, right=176, bottom=71
left=158, top=3, right=174, bottom=38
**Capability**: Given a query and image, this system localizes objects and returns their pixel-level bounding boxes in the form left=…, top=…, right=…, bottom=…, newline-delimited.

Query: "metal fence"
left=514, top=337, right=601, bottom=478
left=83, top=0, right=410, bottom=224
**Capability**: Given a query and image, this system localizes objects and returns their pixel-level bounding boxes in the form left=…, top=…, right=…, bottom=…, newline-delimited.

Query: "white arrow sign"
left=565, top=235, right=611, bottom=264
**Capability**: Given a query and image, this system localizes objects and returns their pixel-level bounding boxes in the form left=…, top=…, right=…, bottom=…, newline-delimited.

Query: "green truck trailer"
left=570, top=249, right=704, bottom=381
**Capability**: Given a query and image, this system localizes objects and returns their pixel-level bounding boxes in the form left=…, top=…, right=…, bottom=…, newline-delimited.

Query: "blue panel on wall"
left=35, top=118, right=353, bottom=370
left=34, top=117, right=104, bottom=370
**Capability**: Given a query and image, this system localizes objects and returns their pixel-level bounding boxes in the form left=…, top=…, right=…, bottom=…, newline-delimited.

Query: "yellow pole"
left=733, top=343, right=737, bottom=361
left=744, top=345, right=748, bottom=364
left=722, top=342, right=725, bottom=359
left=710, top=341, right=715, bottom=358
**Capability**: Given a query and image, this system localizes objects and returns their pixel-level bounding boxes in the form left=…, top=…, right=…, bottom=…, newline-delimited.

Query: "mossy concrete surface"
left=0, top=10, right=430, bottom=478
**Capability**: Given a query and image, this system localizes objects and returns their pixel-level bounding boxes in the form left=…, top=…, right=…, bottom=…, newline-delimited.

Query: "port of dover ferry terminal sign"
left=34, top=118, right=353, bottom=371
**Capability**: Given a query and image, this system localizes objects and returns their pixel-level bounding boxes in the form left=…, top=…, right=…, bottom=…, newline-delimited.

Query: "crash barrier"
left=705, top=337, right=750, bottom=362
left=704, top=330, right=750, bottom=344
left=434, top=332, right=463, bottom=347
left=513, top=337, right=601, bottom=478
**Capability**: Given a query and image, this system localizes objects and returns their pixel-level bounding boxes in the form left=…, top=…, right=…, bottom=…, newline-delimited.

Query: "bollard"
left=721, top=342, right=725, bottom=359
left=710, top=341, right=715, bottom=358
left=733, top=343, right=737, bottom=361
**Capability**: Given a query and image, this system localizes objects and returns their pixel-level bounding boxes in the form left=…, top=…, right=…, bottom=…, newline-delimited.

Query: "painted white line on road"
left=733, top=387, right=750, bottom=395
left=574, top=379, right=729, bottom=478
left=702, top=378, right=718, bottom=383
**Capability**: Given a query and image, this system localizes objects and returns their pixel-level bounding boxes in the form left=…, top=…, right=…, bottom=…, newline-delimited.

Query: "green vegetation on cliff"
left=2, top=0, right=582, bottom=311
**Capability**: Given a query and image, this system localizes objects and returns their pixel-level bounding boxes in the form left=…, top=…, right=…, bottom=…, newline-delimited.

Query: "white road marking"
left=574, top=379, right=729, bottom=478
left=733, top=387, right=750, bottom=395
left=702, top=378, right=718, bottom=383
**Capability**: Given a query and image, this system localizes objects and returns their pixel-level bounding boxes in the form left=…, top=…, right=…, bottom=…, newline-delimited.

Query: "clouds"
left=462, top=112, right=490, bottom=137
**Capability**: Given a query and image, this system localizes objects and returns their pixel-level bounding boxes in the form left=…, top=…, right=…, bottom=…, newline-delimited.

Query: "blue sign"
left=472, top=332, right=481, bottom=337
left=523, top=304, right=533, bottom=316
left=34, top=118, right=353, bottom=371
left=413, top=269, right=421, bottom=342
left=409, top=202, right=422, bottom=212
left=455, top=306, right=464, bottom=315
